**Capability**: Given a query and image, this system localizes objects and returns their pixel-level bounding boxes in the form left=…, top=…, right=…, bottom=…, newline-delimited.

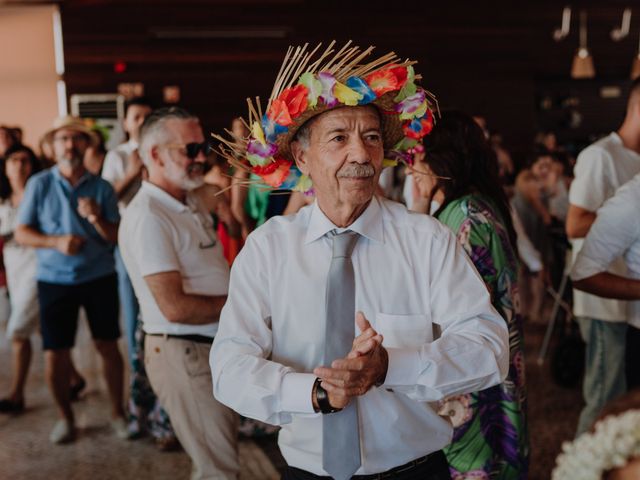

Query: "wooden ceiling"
left=18, top=0, right=640, bottom=149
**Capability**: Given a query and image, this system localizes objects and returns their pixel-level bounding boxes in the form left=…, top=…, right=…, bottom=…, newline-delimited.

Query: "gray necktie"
left=323, top=230, right=361, bottom=480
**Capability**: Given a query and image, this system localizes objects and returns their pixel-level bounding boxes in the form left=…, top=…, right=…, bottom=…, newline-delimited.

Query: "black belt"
left=146, top=333, right=214, bottom=345
left=354, top=452, right=437, bottom=480
left=287, top=450, right=445, bottom=480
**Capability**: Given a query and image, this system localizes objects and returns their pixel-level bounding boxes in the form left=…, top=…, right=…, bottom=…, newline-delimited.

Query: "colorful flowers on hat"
left=365, top=65, right=408, bottom=96
left=251, top=158, right=293, bottom=188
left=212, top=46, right=437, bottom=193
left=404, top=110, right=434, bottom=140
left=267, top=84, right=309, bottom=127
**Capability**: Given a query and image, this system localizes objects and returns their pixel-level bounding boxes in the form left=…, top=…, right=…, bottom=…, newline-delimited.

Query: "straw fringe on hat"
left=212, top=40, right=438, bottom=193
left=42, top=116, right=99, bottom=147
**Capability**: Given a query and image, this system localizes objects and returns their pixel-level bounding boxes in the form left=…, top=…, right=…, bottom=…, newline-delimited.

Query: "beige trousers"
left=145, top=335, right=239, bottom=480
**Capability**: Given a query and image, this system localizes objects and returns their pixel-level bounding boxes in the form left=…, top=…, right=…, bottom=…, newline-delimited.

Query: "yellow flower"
left=334, top=82, right=363, bottom=106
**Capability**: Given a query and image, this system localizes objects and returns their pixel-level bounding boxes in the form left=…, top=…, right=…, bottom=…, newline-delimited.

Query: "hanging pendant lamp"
left=571, top=10, right=596, bottom=79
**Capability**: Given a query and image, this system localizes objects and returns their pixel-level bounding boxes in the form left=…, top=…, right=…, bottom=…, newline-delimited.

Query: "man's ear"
left=149, top=145, right=164, bottom=168
left=290, top=140, right=309, bottom=176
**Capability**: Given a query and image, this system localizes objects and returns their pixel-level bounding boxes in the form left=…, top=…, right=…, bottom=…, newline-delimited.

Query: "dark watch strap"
left=314, top=378, right=342, bottom=414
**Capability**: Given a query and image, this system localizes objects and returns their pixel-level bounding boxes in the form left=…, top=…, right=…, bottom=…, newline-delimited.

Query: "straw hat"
left=42, top=116, right=99, bottom=147
left=212, top=41, right=438, bottom=192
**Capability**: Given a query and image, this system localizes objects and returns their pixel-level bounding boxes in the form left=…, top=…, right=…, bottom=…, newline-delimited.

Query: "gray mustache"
left=337, top=164, right=375, bottom=178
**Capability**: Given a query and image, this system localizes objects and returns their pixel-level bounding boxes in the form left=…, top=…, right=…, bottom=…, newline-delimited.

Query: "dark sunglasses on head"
left=166, top=142, right=212, bottom=160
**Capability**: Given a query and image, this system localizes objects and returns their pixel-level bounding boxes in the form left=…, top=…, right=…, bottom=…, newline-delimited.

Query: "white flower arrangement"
left=552, top=409, right=640, bottom=480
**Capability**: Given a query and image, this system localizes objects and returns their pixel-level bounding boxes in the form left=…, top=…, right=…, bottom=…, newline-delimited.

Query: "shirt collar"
left=52, top=165, right=91, bottom=189
left=141, top=181, right=189, bottom=213
left=304, top=196, right=384, bottom=245
left=611, top=132, right=623, bottom=145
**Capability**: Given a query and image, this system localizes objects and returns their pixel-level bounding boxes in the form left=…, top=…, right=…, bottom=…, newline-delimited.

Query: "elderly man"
left=210, top=43, right=509, bottom=479
left=15, top=116, right=126, bottom=444
left=119, top=107, right=239, bottom=480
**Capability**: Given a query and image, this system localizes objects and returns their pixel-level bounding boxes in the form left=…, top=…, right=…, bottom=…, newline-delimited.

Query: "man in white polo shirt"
left=119, top=107, right=239, bottom=479
left=566, top=78, right=640, bottom=435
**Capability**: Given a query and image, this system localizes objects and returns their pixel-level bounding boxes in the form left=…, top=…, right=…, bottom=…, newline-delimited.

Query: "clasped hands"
left=77, top=197, right=101, bottom=224
left=313, top=312, right=388, bottom=410
left=54, top=197, right=101, bottom=255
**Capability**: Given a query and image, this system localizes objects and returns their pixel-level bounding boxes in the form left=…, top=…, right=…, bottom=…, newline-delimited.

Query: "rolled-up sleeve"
left=383, top=227, right=509, bottom=401
left=571, top=181, right=640, bottom=281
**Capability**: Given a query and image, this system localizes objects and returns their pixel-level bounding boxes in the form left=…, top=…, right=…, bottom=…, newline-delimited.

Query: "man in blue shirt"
left=15, top=116, right=127, bottom=444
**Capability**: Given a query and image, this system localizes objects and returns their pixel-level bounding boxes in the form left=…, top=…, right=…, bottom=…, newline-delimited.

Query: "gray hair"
left=138, top=107, right=198, bottom=166
left=291, top=115, right=318, bottom=152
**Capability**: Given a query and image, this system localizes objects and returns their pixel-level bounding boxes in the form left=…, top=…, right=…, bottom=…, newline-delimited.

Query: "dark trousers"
left=626, top=325, right=640, bottom=389
left=282, top=450, right=451, bottom=480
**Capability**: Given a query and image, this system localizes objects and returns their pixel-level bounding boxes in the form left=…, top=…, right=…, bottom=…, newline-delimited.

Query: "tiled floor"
left=0, top=317, right=280, bottom=480
left=0, top=305, right=582, bottom=480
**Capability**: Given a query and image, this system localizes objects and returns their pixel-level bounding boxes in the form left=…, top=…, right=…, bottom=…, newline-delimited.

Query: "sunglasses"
left=164, top=142, right=212, bottom=160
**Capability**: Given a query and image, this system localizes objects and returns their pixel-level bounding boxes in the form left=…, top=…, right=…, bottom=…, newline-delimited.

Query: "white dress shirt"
left=569, top=132, right=640, bottom=322
left=119, top=181, right=229, bottom=337
left=210, top=196, right=509, bottom=475
left=572, top=174, right=640, bottom=328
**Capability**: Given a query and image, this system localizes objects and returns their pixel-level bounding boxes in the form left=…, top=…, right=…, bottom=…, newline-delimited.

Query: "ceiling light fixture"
left=553, top=6, right=572, bottom=42
left=611, top=8, right=632, bottom=41
left=571, top=10, right=596, bottom=79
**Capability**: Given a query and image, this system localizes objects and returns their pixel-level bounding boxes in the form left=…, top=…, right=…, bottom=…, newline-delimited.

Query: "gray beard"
left=57, top=156, right=83, bottom=170
left=179, top=175, right=205, bottom=191
left=165, top=159, right=205, bottom=191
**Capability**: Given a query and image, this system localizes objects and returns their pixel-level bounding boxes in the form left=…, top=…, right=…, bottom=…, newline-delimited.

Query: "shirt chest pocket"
left=375, top=312, right=433, bottom=349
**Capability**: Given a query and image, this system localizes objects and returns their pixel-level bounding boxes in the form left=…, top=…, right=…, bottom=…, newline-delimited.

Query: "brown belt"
left=146, top=333, right=214, bottom=345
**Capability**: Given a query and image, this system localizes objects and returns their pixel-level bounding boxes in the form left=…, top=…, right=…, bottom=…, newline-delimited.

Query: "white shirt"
left=102, top=139, right=142, bottom=214
left=210, top=197, right=509, bottom=475
left=119, top=181, right=229, bottom=337
left=569, top=132, right=640, bottom=322
left=572, top=174, right=640, bottom=328
left=0, top=200, right=38, bottom=305
left=512, top=209, right=543, bottom=273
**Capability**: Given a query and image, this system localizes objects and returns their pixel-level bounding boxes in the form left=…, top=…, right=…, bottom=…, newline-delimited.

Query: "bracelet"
left=314, top=378, right=342, bottom=414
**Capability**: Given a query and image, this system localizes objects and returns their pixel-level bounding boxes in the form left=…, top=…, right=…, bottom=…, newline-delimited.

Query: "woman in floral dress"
left=409, top=111, right=528, bottom=479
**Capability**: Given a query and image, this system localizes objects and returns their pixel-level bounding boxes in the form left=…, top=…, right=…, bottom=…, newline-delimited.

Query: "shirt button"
left=155, top=347, right=160, bottom=353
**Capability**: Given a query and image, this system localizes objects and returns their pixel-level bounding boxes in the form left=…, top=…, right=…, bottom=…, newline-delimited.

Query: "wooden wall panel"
left=57, top=0, right=639, bottom=153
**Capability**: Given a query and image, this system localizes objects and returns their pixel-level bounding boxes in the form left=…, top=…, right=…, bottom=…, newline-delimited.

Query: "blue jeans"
left=115, top=246, right=140, bottom=368
left=576, top=317, right=627, bottom=435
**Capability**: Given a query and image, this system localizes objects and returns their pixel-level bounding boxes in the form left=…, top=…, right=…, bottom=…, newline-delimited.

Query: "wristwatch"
left=314, top=378, right=342, bottom=414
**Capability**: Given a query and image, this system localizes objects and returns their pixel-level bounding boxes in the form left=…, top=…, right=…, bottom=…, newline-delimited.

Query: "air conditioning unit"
left=70, top=93, right=126, bottom=151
